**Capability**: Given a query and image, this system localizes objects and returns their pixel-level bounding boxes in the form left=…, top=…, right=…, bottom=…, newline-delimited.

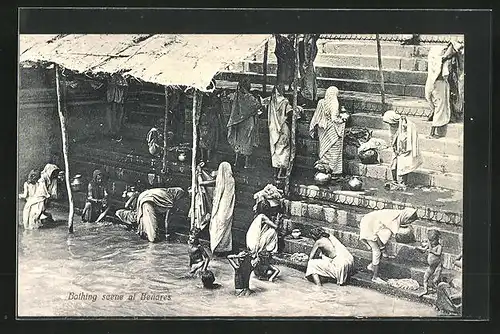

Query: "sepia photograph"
left=17, top=24, right=468, bottom=317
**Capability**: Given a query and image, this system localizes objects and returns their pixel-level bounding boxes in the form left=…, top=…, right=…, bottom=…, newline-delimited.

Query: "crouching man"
left=305, top=227, right=354, bottom=286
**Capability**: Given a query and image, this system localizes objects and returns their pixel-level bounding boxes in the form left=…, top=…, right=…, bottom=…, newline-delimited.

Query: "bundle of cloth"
left=253, top=184, right=284, bottom=217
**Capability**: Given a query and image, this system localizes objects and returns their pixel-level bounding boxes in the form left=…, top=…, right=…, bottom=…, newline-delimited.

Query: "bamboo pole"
left=262, top=41, right=269, bottom=95
left=55, top=64, right=74, bottom=233
left=162, top=86, right=169, bottom=174
left=375, top=34, right=386, bottom=110
left=285, top=34, right=300, bottom=196
left=190, top=89, right=199, bottom=230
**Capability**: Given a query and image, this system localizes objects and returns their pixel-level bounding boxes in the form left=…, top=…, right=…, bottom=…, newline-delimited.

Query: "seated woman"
left=359, top=208, right=418, bottom=284
left=19, top=169, right=46, bottom=230
left=305, top=227, right=354, bottom=286
left=115, top=187, right=185, bottom=242
left=147, top=118, right=165, bottom=157
left=115, top=183, right=142, bottom=229
left=81, top=169, right=108, bottom=223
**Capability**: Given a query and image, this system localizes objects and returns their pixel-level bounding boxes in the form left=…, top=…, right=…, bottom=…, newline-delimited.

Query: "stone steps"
left=349, top=113, right=463, bottom=140
left=281, top=214, right=460, bottom=268
left=249, top=48, right=428, bottom=72
left=281, top=236, right=456, bottom=285
left=247, top=61, right=427, bottom=86
left=282, top=200, right=462, bottom=252
left=216, top=71, right=425, bottom=99
left=72, top=138, right=463, bottom=225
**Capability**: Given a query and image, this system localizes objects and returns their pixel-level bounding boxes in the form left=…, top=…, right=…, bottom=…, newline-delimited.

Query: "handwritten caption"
left=68, top=292, right=171, bottom=302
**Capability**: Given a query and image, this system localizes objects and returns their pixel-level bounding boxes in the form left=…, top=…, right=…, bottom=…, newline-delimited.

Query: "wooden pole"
left=190, top=89, right=199, bottom=230
left=375, top=34, right=386, bottom=110
left=285, top=34, right=300, bottom=196
left=55, top=64, right=74, bottom=233
left=262, top=41, right=269, bottom=95
left=162, top=86, right=169, bottom=174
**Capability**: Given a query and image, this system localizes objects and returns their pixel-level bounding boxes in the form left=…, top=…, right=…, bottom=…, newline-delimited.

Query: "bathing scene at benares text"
left=18, top=33, right=464, bottom=317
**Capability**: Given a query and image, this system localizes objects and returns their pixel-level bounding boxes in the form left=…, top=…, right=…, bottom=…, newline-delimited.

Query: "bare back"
left=315, top=237, right=337, bottom=259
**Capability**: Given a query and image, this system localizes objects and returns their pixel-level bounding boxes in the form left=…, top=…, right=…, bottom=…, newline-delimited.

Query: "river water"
left=17, top=208, right=436, bottom=318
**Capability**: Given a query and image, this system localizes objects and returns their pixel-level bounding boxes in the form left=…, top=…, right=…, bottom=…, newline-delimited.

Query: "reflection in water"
left=18, top=213, right=436, bottom=317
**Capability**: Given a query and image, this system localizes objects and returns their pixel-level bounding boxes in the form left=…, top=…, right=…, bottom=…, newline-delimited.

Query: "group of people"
left=19, top=164, right=63, bottom=230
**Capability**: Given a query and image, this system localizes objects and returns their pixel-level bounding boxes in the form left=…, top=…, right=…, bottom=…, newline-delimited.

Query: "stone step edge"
left=290, top=183, right=462, bottom=226
left=244, top=60, right=428, bottom=75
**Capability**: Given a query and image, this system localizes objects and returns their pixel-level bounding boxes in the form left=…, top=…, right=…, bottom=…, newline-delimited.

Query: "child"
left=187, top=227, right=211, bottom=277
left=417, top=229, right=443, bottom=297
left=227, top=250, right=257, bottom=296
left=200, top=270, right=222, bottom=290
left=253, top=250, right=280, bottom=282
left=19, top=169, right=46, bottom=229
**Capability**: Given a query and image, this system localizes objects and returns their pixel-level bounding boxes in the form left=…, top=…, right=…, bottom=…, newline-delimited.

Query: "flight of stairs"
left=61, top=36, right=462, bottom=305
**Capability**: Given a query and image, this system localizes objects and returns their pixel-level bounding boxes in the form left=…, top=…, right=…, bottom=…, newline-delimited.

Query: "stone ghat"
left=72, top=137, right=462, bottom=226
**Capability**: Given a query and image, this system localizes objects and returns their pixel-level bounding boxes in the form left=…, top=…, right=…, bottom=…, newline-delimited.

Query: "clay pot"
left=178, top=152, right=187, bottom=162
left=347, top=176, right=363, bottom=191
left=291, top=229, right=302, bottom=239
left=314, top=172, right=331, bottom=186
left=70, top=175, right=84, bottom=192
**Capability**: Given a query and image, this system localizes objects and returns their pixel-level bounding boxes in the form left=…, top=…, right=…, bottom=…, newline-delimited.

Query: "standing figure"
left=309, top=86, right=349, bottom=178
left=382, top=110, right=423, bottom=187
left=19, top=169, right=47, bottom=230
left=81, top=169, right=108, bottom=223
left=106, top=72, right=128, bottom=141
left=115, top=187, right=185, bottom=242
left=227, top=250, right=257, bottom=296
left=268, top=85, right=295, bottom=179
left=227, top=78, right=261, bottom=169
left=199, top=89, right=225, bottom=163
left=417, top=229, right=443, bottom=297
left=444, top=40, right=465, bottom=123
left=189, top=162, right=216, bottom=231
left=187, top=227, right=211, bottom=277
left=37, top=163, right=62, bottom=222
left=274, top=34, right=296, bottom=91
left=425, top=42, right=463, bottom=138
left=305, top=227, right=354, bottom=286
left=209, top=162, right=235, bottom=255
left=359, top=208, right=418, bottom=284
left=299, top=34, right=320, bottom=106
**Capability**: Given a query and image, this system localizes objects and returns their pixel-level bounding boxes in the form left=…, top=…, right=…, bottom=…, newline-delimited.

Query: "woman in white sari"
left=133, top=187, right=185, bottom=243
left=359, top=208, right=418, bottom=283
left=309, top=86, right=349, bottom=177
left=209, top=162, right=235, bottom=254
left=268, top=85, right=294, bottom=179
left=246, top=199, right=278, bottom=255
left=19, top=169, right=47, bottom=230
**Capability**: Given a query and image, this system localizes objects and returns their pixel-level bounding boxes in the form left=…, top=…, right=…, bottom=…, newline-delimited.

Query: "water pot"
left=347, top=176, right=363, bottom=191
left=70, top=174, right=84, bottom=192
left=314, top=172, right=331, bottom=186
